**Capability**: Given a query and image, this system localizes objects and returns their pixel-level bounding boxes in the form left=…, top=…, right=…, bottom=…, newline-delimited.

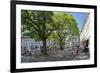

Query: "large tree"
left=21, top=10, right=54, bottom=54
left=48, top=12, right=79, bottom=50
left=21, top=10, right=79, bottom=54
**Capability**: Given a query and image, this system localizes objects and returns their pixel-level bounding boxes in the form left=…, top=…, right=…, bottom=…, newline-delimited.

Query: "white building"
left=80, top=14, right=90, bottom=47
left=21, top=35, right=59, bottom=52
left=21, top=36, right=36, bottom=51
left=65, top=35, right=79, bottom=49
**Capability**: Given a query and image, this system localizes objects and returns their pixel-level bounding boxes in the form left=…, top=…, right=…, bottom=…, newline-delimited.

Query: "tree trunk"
left=60, top=43, right=63, bottom=50
left=42, top=39, right=47, bottom=54
left=59, top=41, right=64, bottom=50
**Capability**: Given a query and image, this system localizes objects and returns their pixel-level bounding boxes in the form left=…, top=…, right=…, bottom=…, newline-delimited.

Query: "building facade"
left=80, top=14, right=90, bottom=48
left=21, top=35, right=60, bottom=53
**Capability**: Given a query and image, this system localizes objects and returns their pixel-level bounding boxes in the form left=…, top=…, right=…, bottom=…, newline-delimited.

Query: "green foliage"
left=21, top=10, right=79, bottom=50
left=21, top=10, right=54, bottom=41
left=47, top=12, right=79, bottom=49
left=66, top=15, right=79, bottom=36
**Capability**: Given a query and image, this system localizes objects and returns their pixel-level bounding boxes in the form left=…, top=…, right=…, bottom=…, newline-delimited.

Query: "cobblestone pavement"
left=21, top=50, right=90, bottom=63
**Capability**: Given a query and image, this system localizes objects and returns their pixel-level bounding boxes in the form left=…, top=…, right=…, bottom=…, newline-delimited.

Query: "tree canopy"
left=21, top=10, right=79, bottom=53
left=48, top=12, right=79, bottom=50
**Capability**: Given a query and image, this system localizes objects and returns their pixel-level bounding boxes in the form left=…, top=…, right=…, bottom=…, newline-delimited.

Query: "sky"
left=69, top=12, right=88, bottom=32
